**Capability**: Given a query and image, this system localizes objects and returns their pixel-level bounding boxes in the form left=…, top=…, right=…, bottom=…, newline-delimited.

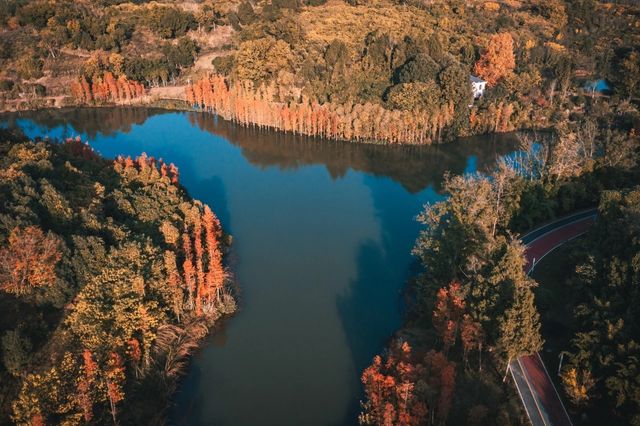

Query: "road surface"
left=510, top=209, right=597, bottom=426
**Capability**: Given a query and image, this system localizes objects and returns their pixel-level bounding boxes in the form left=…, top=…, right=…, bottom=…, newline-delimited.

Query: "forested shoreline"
left=1, top=0, right=639, bottom=144
left=358, top=105, right=640, bottom=424
left=0, top=128, right=236, bottom=424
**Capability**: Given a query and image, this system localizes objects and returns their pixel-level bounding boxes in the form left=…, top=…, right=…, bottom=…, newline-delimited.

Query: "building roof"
left=470, top=75, right=486, bottom=84
left=584, top=79, right=611, bottom=93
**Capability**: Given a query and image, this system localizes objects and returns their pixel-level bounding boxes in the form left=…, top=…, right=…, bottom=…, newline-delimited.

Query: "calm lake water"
left=1, top=108, right=518, bottom=425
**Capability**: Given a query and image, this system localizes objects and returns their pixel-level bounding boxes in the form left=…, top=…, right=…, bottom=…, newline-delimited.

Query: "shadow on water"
left=335, top=240, right=399, bottom=424
left=335, top=178, right=445, bottom=424
left=333, top=142, right=492, bottom=423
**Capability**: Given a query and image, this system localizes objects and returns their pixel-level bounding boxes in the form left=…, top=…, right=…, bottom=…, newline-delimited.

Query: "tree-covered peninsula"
left=359, top=109, right=640, bottom=424
left=0, top=129, right=236, bottom=424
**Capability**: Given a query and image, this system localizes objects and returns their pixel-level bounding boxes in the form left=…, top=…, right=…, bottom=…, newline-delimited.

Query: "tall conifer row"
left=186, top=76, right=456, bottom=145
left=202, top=205, right=224, bottom=304
left=181, top=231, right=196, bottom=311
left=71, top=72, right=145, bottom=104
left=193, top=220, right=205, bottom=316
left=176, top=205, right=226, bottom=316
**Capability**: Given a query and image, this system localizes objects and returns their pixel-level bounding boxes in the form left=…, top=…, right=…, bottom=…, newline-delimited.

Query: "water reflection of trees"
left=189, top=111, right=519, bottom=193
left=1, top=108, right=166, bottom=140
left=3, top=108, right=519, bottom=193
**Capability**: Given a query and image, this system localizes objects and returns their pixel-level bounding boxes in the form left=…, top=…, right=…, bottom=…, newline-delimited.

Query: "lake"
left=1, top=108, right=518, bottom=425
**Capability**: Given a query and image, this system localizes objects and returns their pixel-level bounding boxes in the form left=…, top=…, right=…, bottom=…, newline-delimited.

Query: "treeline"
left=71, top=71, right=145, bottom=104
left=206, top=0, right=640, bottom=142
left=186, top=76, right=456, bottom=144
left=2, top=0, right=639, bottom=141
left=359, top=106, right=640, bottom=424
left=0, top=130, right=235, bottom=424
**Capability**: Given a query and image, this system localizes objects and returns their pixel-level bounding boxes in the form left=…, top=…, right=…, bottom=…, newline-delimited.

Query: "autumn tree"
left=474, top=33, right=516, bottom=86
left=182, top=230, right=196, bottom=309
left=432, top=282, right=465, bottom=353
left=105, top=352, right=126, bottom=424
left=233, top=37, right=293, bottom=83
left=460, top=315, right=484, bottom=369
left=548, top=126, right=588, bottom=181
left=193, top=220, right=205, bottom=316
left=561, top=367, right=595, bottom=406
left=71, top=72, right=145, bottom=104
left=0, top=226, right=62, bottom=296
left=11, top=352, right=82, bottom=425
left=423, top=350, right=456, bottom=425
left=203, top=205, right=224, bottom=305
left=360, top=341, right=428, bottom=426
left=77, top=350, right=98, bottom=422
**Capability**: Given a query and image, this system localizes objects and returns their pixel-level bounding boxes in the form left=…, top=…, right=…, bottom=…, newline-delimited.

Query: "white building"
left=470, top=75, right=487, bottom=99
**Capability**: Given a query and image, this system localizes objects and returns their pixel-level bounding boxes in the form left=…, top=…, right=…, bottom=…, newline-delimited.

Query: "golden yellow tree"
left=474, top=33, right=516, bottom=86
left=561, top=367, right=595, bottom=405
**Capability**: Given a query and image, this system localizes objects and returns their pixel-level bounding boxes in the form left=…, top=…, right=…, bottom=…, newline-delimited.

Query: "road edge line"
left=536, top=353, right=573, bottom=426
left=518, top=357, right=549, bottom=426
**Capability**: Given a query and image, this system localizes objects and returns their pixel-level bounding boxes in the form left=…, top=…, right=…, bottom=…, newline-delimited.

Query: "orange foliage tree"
left=186, top=76, right=455, bottom=145
left=180, top=206, right=226, bottom=316
left=71, top=72, right=145, bottom=104
left=77, top=349, right=98, bottom=422
left=203, top=205, right=224, bottom=304
left=473, top=33, right=516, bottom=86
left=0, top=226, right=62, bottom=295
left=423, top=350, right=456, bottom=423
left=360, top=341, right=429, bottom=426
left=432, top=282, right=465, bottom=353
left=460, top=314, right=484, bottom=368
left=62, top=137, right=101, bottom=161
left=193, top=220, right=205, bottom=316
left=113, top=153, right=180, bottom=186
left=104, top=352, right=125, bottom=424
left=182, top=231, right=196, bottom=309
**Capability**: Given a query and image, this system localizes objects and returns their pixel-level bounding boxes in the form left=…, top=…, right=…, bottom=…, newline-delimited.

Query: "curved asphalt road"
left=509, top=208, right=597, bottom=426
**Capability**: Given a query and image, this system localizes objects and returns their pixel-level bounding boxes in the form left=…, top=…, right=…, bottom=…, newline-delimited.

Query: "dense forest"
left=1, top=0, right=639, bottom=143
left=358, top=98, right=640, bottom=423
left=1, top=0, right=640, bottom=424
left=557, top=188, right=640, bottom=424
left=0, top=129, right=235, bottom=424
